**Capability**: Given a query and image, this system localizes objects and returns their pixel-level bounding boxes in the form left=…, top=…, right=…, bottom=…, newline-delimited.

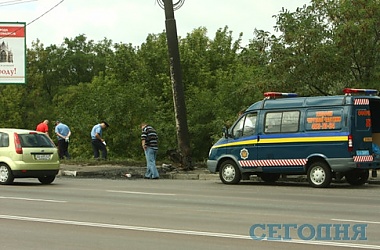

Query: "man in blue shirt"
left=55, top=120, right=71, bottom=160
left=91, top=121, right=109, bottom=160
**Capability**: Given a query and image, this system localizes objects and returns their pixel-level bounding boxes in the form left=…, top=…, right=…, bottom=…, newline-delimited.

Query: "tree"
left=315, top=0, right=380, bottom=88
left=270, top=0, right=380, bottom=95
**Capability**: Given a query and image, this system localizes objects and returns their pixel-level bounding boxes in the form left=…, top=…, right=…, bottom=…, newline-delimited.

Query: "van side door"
left=370, top=98, right=380, bottom=157
left=352, top=98, right=373, bottom=157
left=229, top=112, right=258, bottom=166
left=257, top=110, right=304, bottom=173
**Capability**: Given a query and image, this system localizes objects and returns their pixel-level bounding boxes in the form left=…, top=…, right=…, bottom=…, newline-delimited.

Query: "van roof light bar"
left=264, top=92, right=298, bottom=99
left=343, top=88, right=378, bottom=96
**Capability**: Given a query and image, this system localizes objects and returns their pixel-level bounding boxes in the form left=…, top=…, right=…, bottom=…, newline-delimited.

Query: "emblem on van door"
left=240, top=148, right=249, bottom=160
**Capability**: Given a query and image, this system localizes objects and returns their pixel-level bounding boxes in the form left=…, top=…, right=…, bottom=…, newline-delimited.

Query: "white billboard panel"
left=0, top=22, right=26, bottom=84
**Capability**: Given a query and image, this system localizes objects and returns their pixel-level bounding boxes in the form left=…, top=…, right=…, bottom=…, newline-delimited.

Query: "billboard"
left=0, top=22, right=26, bottom=84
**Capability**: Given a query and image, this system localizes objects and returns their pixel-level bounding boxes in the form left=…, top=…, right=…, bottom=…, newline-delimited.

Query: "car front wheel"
left=0, top=164, right=14, bottom=185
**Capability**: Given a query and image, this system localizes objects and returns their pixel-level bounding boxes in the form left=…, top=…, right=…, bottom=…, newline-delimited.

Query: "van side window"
left=265, top=111, right=300, bottom=133
left=232, top=113, right=257, bottom=138
left=282, top=111, right=300, bottom=132
left=305, top=109, right=343, bottom=131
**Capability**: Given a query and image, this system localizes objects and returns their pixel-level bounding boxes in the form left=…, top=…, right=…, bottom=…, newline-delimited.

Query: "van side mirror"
left=222, top=126, right=229, bottom=138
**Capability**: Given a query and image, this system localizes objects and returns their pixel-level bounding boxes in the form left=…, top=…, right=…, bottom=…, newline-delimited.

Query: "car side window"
left=0, top=132, right=9, bottom=147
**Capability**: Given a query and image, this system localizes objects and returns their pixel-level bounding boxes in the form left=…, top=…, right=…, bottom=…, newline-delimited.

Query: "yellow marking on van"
left=212, top=139, right=258, bottom=148
left=212, top=136, right=347, bottom=149
left=259, top=136, right=347, bottom=144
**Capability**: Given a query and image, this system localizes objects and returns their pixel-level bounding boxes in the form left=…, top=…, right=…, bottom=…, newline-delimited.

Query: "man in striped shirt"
left=141, top=123, right=159, bottom=179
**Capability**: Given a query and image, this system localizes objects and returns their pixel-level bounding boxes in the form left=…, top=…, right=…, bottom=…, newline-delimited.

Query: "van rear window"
left=305, top=109, right=343, bottom=131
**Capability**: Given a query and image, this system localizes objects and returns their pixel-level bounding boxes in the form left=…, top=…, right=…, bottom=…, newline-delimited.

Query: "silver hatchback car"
left=0, top=128, right=60, bottom=185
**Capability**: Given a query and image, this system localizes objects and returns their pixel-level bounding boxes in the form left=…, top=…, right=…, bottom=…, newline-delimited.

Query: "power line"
left=156, top=0, right=185, bottom=11
left=27, top=0, right=65, bottom=26
left=0, top=0, right=65, bottom=41
left=0, top=0, right=38, bottom=7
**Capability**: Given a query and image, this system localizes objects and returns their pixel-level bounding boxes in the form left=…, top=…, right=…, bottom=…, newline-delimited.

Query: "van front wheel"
left=307, top=162, right=331, bottom=188
left=219, top=160, right=241, bottom=184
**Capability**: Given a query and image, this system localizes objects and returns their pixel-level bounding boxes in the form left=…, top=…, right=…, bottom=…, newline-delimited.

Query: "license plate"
left=35, top=154, right=51, bottom=160
left=356, top=150, right=369, bottom=156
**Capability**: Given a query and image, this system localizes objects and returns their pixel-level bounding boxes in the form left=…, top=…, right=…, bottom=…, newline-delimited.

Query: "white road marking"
left=107, top=190, right=176, bottom=196
left=0, top=214, right=380, bottom=249
left=0, top=196, right=66, bottom=203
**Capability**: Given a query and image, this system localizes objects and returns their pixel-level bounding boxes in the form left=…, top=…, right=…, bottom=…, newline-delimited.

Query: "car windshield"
left=18, top=133, right=55, bottom=148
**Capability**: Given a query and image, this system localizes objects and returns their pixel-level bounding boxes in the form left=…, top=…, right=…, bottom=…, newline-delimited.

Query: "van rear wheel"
left=219, top=160, right=241, bottom=184
left=345, top=170, right=369, bottom=186
left=307, top=162, right=331, bottom=188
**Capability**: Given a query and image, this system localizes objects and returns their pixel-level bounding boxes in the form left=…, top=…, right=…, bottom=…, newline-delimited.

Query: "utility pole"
left=157, top=0, right=192, bottom=170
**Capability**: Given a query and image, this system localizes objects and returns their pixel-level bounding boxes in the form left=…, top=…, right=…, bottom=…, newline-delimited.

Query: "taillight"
left=14, top=133, right=23, bottom=154
left=348, top=135, right=353, bottom=152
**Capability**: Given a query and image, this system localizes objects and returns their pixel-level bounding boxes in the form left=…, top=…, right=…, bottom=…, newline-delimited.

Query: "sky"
left=1, top=0, right=310, bottom=47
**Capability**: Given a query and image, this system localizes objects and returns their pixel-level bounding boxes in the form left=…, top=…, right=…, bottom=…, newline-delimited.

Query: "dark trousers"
left=91, top=139, right=107, bottom=159
left=58, top=139, right=70, bottom=159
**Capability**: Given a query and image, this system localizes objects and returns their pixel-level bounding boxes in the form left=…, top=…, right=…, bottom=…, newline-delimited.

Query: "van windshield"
left=232, top=113, right=257, bottom=137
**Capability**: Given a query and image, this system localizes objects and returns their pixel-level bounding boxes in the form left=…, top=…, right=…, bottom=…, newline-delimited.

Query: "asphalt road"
left=1, top=177, right=380, bottom=250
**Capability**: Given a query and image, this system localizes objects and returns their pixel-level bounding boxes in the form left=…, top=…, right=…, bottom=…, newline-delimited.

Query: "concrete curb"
left=58, top=170, right=220, bottom=180
left=57, top=164, right=380, bottom=184
left=57, top=164, right=220, bottom=181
